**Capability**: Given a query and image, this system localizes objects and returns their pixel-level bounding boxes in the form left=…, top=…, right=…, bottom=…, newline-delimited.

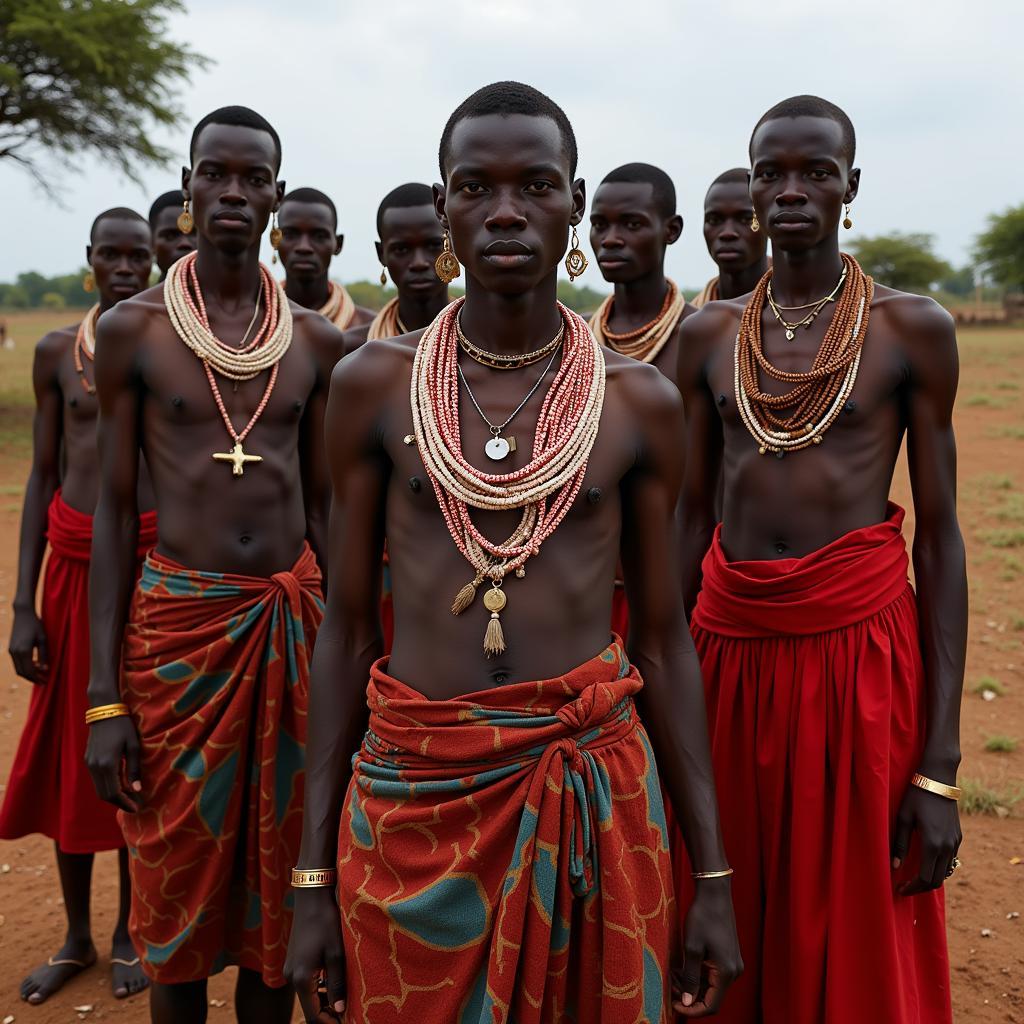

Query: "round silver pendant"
left=485, top=436, right=511, bottom=461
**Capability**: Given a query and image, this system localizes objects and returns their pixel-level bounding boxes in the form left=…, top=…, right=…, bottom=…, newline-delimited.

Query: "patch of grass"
left=959, top=779, right=1022, bottom=816
left=984, top=735, right=1018, bottom=753
left=1013, top=616, right=1024, bottom=631
left=971, top=676, right=1007, bottom=697
left=986, top=426, right=1024, bottom=440
left=981, top=529, right=1024, bottom=549
left=964, top=394, right=1000, bottom=408
left=983, top=474, right=1015, bottom=490
left=995, top=380, right=1020, bottom=391
left=1001, top=555, right=1024, bottom=581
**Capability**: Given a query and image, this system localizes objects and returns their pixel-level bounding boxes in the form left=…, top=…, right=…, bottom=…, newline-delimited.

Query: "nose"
left=719, top=223, right=740, bottom=241
left=219, top=176, right=246, bottom=205
left=294, top=234, right=314, bottom=254
left=484, top=189, right=527, bottom=232
left=409, top=247, right=432, bottom=270
left=600, top=230, right=624, bottom=250
left=776, top=174, right=807, bottom=206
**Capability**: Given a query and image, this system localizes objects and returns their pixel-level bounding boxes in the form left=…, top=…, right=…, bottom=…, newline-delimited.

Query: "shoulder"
left=342, top=322, right=371, bottom=355
left=870, top=285, right=957, bottom=364
left=679, top=294, right=745, bottom=342
left=330, top=327, right=420, bottom=397
left=96, top=284, right=166, bottom=343
left=352, top=305, right=376, bottom=326
left=35, top=324, right=76, bottom=360
left=291, top=302, right=346, bottom=366
left=605, top=347, right=683, bottom=425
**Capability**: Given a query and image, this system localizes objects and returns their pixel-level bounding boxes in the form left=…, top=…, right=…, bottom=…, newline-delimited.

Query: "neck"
left=97, top=295, right=117, bottom=315
left=611, top=268, right=668, bottom=322
left=194, top=238, right=263, bottom=310
left=716, top=256, right=769, bottom=301
left=284, top=271, right=331, bottom=312
left=459, top=272, right=563, bottom=356
left=397, top=289, right=450, bottom=331
left=768, top=236, right=845, bottom=306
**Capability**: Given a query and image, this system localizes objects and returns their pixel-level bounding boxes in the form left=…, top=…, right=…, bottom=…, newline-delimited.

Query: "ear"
left=85, top=245, right=93, bottom=266
left=569, top=178, right=587, bottom=227
left=335, top=234, right=344, bottom=256
left=275, top=180, right=286, bottom=210
left=433, top=183, right=448, bottom=229
left=181, top=166, right=191, bottom=199
left=844, top=168, right=861, bottom=205
left=665, top=213, right=684, bottom=246
left=374, top=240, right=384, bottom=265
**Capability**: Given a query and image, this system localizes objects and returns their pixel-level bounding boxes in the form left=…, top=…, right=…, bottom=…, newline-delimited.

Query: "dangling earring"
left=380, top=267, right=387, bottom=286
left=564, top=226, right=588, bottom=281
left=435, top=230, right=460, bottom=284
left=750, top=213, right=760, bottom=233
left=83, top=271, right=95, bottom=293
left=269, top=210, right=282, bottom=264
left=842, top=204, right=853, bottom=230
left=177, top=199, right=194, bottom=234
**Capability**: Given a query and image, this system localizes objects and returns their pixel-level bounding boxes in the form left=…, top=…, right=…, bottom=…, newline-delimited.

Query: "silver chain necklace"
left=458, top=343, right=563, bottom=461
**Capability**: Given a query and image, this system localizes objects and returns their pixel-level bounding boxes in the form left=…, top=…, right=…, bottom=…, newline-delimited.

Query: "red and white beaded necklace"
left=410, top=297, right=606, bottom=655
left=73, top=303, right=101, bottom=395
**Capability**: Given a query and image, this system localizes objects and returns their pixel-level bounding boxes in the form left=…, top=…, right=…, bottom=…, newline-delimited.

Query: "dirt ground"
left=0, top=310, right=1022, bottom=1023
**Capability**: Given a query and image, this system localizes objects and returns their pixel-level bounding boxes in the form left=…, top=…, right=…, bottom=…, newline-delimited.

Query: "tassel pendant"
left=451, top=572, right=484, bottom=616
left=482, top=583, right=507, bottom=657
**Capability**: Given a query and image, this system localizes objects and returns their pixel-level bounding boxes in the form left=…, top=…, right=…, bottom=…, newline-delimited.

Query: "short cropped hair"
left=190, top=105, right=282, bottom=172
left=599, top=162, right=677, bottom=219
left=707, top=167, right=750, bottom=190
left=749, top=95, right=856, bottom=166
left=148, top=190, right=184, bottom=227
left=90, top=207, right=148, bottom=244
left=376, top=183, right=436, bottom=237
left=439, top=81, right=577, bottom=180
left=281, top=187, right=338, bottom=229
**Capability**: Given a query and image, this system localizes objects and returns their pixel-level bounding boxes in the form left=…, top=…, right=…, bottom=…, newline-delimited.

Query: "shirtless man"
left=148, top=190, right=197, bottom=279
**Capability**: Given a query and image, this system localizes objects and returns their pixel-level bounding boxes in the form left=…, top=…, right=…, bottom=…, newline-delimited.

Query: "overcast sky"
left=2, top=0, right=1020, bottom=291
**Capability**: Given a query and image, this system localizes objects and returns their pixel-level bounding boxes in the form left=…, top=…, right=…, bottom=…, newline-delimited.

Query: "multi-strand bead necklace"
left=165, top=252, right=292, bottom=476
left=410, top=298, right=605, bottom=656
left=735, top=253, right=872, bottom=456
left=366, top=297, right=408, bottom=341
left=318, top=281, right=356, bottom=329
left=73, top=303, right=101, bottom=395
left=588, top=279, right=686, bottom=364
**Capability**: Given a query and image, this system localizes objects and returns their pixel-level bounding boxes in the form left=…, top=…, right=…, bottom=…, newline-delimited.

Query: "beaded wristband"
left=911, top=773, right=961, bottom=802
left=84, top=703, right=130, bottom=726
left=291, top=867, right=337, bottom=888
left=692, top=868, right=734, bottom=880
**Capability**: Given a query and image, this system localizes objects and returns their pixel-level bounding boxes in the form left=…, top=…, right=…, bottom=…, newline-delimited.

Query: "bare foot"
left=111, top=933, right=149, bottom=999
left=19, top=939, right=97, bottom=1004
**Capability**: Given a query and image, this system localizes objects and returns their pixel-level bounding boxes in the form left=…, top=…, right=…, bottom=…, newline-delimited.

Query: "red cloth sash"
left=338, top=641, right=676, bottom=1023
left=685, top=503, right=951, bottom=1024
left=119, top=544, right=323, bottom=986
left=0, top=492, right=156, bottom=853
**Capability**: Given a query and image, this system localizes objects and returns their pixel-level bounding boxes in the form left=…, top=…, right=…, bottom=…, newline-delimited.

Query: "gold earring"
left=380, top=267, right=387, bottom=286
left=843, top=204, right=853, bottom=230
left=564, top=226, right=588, bottom=281
left=177, top=199, right=194, bottom=235
left=435, top=230, right=460, bottom=284
left=83, top=271, right=95, bottom=293
left=269, top=211, right=282, bottom=264
left=750, top=213, right=760, bottom=233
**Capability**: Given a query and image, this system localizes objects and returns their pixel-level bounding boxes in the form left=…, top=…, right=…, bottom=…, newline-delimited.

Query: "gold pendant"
left=482, top=583, right=507, bottom=657
left=212, top=440, right=263, bottom=476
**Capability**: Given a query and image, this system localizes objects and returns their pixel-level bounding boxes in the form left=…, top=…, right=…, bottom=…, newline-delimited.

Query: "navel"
left=239, top=533, right=252, bottom=545
left=774, top=540, right=788, bottom=555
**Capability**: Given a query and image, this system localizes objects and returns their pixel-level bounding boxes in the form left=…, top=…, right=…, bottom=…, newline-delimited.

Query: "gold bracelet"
left=911, top=773, right=961, bottom=802
left=692, top=868, right=734, bottom=880
left=291, top=867, right=337, bottom=888
left=84, top=703, right=130, bottom=726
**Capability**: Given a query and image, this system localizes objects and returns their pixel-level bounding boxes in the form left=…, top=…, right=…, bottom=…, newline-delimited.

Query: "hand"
left=84, top=715, right=143, bottom=813
left=673, top=876, right=743, bottom=1018
left=9, top=607, right=49, bottom=683
left=892, top=780, right=962, bottom=896
left=285, top=887, right=347, bottom=1023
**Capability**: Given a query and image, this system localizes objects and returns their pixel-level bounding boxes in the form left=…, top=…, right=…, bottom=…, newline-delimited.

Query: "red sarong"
left=119, top=544, right=323, bottom=986
left=0, top=492, right=157, bottom=853
left=338, top=641, right=676, bottom=1023
left=686, top=504, right=951, bottom=1024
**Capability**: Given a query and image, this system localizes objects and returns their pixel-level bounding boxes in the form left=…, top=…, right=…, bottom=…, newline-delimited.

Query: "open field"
left=0, top=312, right=1022, bottom=1022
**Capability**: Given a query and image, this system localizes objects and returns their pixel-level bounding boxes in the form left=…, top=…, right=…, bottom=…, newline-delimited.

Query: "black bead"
left=775, top=449, right=785, bottom=459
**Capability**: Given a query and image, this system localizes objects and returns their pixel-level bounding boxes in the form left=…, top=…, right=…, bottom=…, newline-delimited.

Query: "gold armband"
left=692, top=868, right=734, bottom=880
left=911, top=773, right=961, bottom=802
left=291, top=867, right=337, bottom=888
left=84, top=703, right=130, bottom=726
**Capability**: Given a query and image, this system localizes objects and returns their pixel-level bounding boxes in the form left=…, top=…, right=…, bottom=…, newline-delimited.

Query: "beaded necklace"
left=366, top=297, right=409, bottom=341
left=164, top=252, right=292, bottom=476
left=319, top=281, right=356, bottom=329
left=735, top=253, right=873, bottom=456
left=588, top=279, right=686, bottom=363
left=410, top=298, right=605, bottom=655
left=73, top=304, right=101, bottom=395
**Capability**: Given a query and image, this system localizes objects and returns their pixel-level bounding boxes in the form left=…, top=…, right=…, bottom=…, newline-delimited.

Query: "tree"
left=847, top=233, right=952, bottom=293
left=974, top=205, right=1024, bottom=292
left=0, top=0, right=209, bottom=197
left=941, top=266, right=975, bottom=298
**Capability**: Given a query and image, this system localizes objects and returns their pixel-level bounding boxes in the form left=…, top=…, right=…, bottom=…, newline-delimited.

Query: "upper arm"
left=94, top=306, right=144, bottom=510
left=30, top=334, right=66, bottom=480
left=300, top=316, right=347, bottom=517
left=900, top=299, right=960, bottom=536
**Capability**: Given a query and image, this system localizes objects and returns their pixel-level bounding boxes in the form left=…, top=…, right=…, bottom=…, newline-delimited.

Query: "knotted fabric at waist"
left=692, top=502, right=912, bottom=638
left=47, top=489, right=157, bottom=562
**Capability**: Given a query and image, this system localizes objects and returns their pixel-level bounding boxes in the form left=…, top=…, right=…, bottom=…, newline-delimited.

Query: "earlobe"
left=433, top=183, right=448, bottom=228
left=335, top=234, right=344, bottom=256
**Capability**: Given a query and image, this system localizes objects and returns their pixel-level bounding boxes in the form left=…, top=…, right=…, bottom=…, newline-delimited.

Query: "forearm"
left=305, top=504, right=329, bottom=589
left=632, top=635, right=728, bottom=872
left=912, top=524, right=968, bottom=777
left=87, top=490, right=140, bottom=704
left=680, top=511, right=714, bottom=619
left=12, top=466, right=58, bottom=611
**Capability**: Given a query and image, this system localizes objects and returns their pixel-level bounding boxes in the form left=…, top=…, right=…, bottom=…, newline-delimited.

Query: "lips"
left=483, top=239, right=532, bottom=256
left=213, top=211, right=250, bottom=227
left=772, top=212, right=812, bottom=226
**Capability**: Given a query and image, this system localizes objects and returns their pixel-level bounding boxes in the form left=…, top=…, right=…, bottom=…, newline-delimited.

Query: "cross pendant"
left=212, top=440, right=263, bottom=477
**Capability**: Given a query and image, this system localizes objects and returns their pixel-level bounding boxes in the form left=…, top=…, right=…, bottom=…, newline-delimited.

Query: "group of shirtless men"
left=1, top=82, right=966, bottom=1024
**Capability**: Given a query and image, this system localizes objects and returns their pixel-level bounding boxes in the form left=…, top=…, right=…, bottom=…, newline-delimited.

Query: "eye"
left=204, top=169, right=221, bottom=180
left=626, top=219, right=643, bottom=230
left=808, top=168, right=830, bottom=180
left=250, top=175, right=268, bottom=186
left=460, top=182, right=485, bottom=194
left=757, top=168, right=778, bottom=182
left=526, top=181, right=552, bottom=194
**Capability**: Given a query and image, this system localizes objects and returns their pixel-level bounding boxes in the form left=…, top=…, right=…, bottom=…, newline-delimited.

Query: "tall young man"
left=285, top=81, right=741, bottom=1024
left=277, top=187, right=374, bottom=330
left=692, top=168, right=768, bottom=307
left=148, top=190, right=197, bottom=280
left=1, top=208, right=155, bottom=1005
left=677, top=95, right=964, bottom=1024
left=85, top=107, right=345, bottom=1024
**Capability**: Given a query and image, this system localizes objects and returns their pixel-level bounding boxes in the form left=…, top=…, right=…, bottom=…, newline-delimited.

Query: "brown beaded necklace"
left=73, top=304, right=101, bottom=395
left=735, top=253, right=873, bottom=456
